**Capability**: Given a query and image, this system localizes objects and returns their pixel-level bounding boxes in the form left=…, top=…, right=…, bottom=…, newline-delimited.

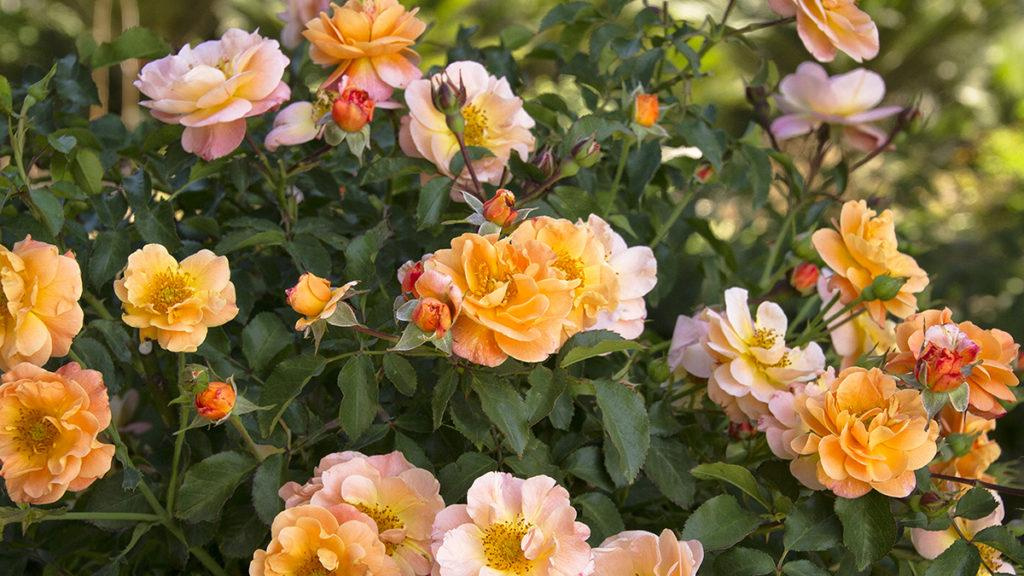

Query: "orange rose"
left=0, top=362, right=114, bottom=504
left=303, top=0, right=426, bottom=100
left=790, top=262, right=819, bottom=294
left=930, top=404, right=1000, bottom=486
left=481, top=189, right=518, bottom=228
left=425, top=233, right=577, bottom=366
left=195, top=381, right=237, bottom=422
left=0, top=236, right=84, bottom=371
left=332, top=86, right=375, bottom=132
left=114, top=244, right=239, bottom=352
left=792, top=367, right=938, bottom=498
left=634, top=93, right=659, bottom=127
left=812, top=200, right=929, bottom=325
left=768, top=0, right=879, bottom=63
left=887, top=308, right=1019, bottom=418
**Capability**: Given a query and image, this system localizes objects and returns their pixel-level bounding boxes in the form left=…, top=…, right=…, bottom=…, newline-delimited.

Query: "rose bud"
left=195, top=381, right=236, bottom=422
left=694, top=163, right=715, bottom=183
left=914, top=324, right=981, bottom=393
left=398, top=260, right=425, bottom=299
left=634, top=93, right=659, bottom=127
left=790, top=262, right=820, bottom=295
left=482, top=189, right=518, bottom=227
left=412, top=297, right=452, bottom=337
left=332, top=87, right=375, bottom=132
left=286, top=272, right=334, bottom=318
left=728, top=421, right=756, bottom=441
left=860, top=274, right=908, bottom=302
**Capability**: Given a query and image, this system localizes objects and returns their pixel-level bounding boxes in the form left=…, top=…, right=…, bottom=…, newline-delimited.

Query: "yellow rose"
left=286, top=273, right=358, bottom=332
left=113, top=244, right=239, bottom=352
left=0, top=362, right=114, bottom=504
left=0, top=236, right=84, bottom=371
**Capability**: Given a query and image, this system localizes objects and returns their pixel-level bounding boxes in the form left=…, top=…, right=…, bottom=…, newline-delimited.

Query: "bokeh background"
left=2, top=0, right=1022, bottom=476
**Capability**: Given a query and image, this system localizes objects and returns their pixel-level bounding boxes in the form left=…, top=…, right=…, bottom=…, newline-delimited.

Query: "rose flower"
left=594, top=529, right=703, bottom=576
left=0, top=236, right=83, bottom=371
left=791, top=367, right=939, bottom=498
left=114, top=244, right=239, bottom=352
left=0, top=363, right=114, bottom=504
left=887, top=308, right=1019, bottom=418
left=768, top=0, right=879, bottom=63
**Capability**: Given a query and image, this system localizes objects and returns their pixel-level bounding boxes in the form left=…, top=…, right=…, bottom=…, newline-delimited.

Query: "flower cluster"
left=255, top=453, right=703, bottom=576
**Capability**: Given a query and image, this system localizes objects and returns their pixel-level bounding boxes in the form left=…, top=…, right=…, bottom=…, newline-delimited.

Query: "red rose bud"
left=634, top=93, right=659, bottom=127
left=914, top=324, right=981, bottom=393
left=412, top=297, right=452, bottom=337
left=332, top=88, right=375, bottom=132
left=482, top=189, right=518, bottom=227
left=195, top=381, right=236, bottom=422
left=728, top=421, right=756, bottom=440
left=790, top=263, right=820, bottom=294
left=400, top=260, right=425, bottom=298
left=694, top=163, right=715, bottom=183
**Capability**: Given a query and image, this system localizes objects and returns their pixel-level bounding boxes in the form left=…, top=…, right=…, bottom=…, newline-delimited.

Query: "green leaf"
left=559, top=330, right=639, bottom=367
left=834, top=491, right=897, bottom=571
left=91, top=27, right=170, bottom=69
left=680, top=117, right=725, bottom=168
left=540, top=1, right=591, bottom=30
left=500, top=25, right=534, bottom=50
left=286, top=234, right=331, bottom=277
left=0, top=74, right=11, bottom=115
left=28, top=188, right=64, bottom=236
left=175, top=452, right=256, bottom=523
left=242, top=312, right=292, bottom=374
left=594, top=380, right=650, bottom=484
left=438, top=452, right=497, bottom=504
left=525, top=366, right=566, bottom=425
left=257, top=355, right=327, bottom=436
left=417, top=177, right=451, bottom=230
left=432, top=368, right=458, bottom=430
left=681, top=494, right=760, bottom=551
left=383, top=354, right=417, bottom=396
left=565, top=446, right=614, bottom=492
left=692, top=462, right=771, bottom=510
left=574, top=492, right=624, bottom=545
left=713, top=547, right=775, bottom=576
left=338, top=356, right=378, bottom=440
left=954, top=487, right=998, bottom=520
left=974, top=526, right=1024, bottom=565
left=781, top=560, right=830, bottom=576
left=924, top=539, right=981, bottom=576
left=88, top=231, right=131, bottom=289
left=361, top=157, right=435, bottom=184
left=784, top=493, right=842, bottom=552
left=216, top=229, right=287, bottom=254
left=473, top=374, right=532, bottom=456
left=73, top=148, right=104, bottom=195
left=252, top=454, right=284, bottom=526
left=344, top=220, right=391, bottom=281
left=627, top=139, right=662, bottom=195
left=47, top=133, right=77, bottom=154
left=644, top=436, right=696, bottom=508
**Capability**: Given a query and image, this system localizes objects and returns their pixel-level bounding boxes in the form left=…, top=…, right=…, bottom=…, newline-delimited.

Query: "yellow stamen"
left=482, top=517, right=532, bottom=576
left=16, top=409, right=58, bottom=454
left=462, top=104, right=488, bottom=147
left=750, top=327, right=779, bottom=349
left=354, top=502, right=403, bottom=554
left=553, top=251, right=585, bottom=282
left=147, top=269, right=195, bottom=313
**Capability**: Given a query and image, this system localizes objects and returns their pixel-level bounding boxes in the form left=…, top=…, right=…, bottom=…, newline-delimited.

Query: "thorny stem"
left=230, top=413, right=267, bottom=462
left=930, top=473, right=1024, bottom=499
left=454, top=131, right=486, bottom=201
left=353, top=324, right=400, bottom=342
left=166, top=353, right=189, bottom=515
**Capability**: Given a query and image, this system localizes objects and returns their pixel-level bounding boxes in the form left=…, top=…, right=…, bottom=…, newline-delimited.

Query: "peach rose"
left=816, top=269, right=895, bottom=369
left=634, top=93, right=659, bottom=127
left=792, top=367, right=938, bottom=498
left=135, top=28, right=291, bottom=161
left=195, top=381, right=236, bottom=422
left=930, top=405, right=1001, bottom=486
left=265, top=101, right=327, bottom=152
left=251, top=504, right=400, bottom=576
left=584, top=215, right=658, bottom=340
left=114, top=244, right=239, bottom=353
left=0, top=362, right=114, bottom=504
left=772, top=63, right=901, bottom=152
left=701, top=287, right=825, bottom=422
left=401, top=61, right=536, bottom=186
left=768, top=0, right=879, bottom=63
left=594, top=529, right=703, bottom=576
left=812, top=200, right=929, bottom=326
left=431, top=472, right=592, bottom=576
left=304, top=0, right=426, bottom=100
left=425, top=233, right=577, bottom=367
left=668, top=310, right=714, bottom=378
left=333, top=85, right=376, bottom=132
left=509, top=216, right=618, bottom=337
left=0, top=236, right=83, bottom=371
left=286, top=273, right=358, bottom=332
left=911, top=493, right=1015, bottom=575
left=279, top=0, right=330, bottom=49
left=481, top=189, right=518, bottom=228
left=887, top=308, right=1019, bottom=418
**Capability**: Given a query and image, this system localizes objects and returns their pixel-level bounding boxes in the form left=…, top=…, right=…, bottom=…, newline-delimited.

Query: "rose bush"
left=0, top=1, right=1021, bottom=575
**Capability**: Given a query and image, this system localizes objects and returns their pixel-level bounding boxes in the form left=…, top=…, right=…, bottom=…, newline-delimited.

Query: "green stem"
left=39, top=512, right=161, bottom=523
left=83, top=290, right=116, bottom=321
left=229, top=414, right=266, bottom=462
left=609, top=139, right=632, bottom=206
left=759, top=207, right=798, bottom=290
left=166, top=353, right=189, bottom=516
left=649, top=189, right=695, bottom=247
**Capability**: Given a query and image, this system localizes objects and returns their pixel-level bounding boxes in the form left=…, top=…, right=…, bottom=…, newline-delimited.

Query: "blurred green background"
left=2, top=0, right=1022, bottom=468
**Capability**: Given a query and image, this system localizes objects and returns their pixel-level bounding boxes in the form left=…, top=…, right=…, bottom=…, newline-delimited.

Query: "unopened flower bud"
left=571, top=137, right=602, bottom=168
left=728, top=421, right=756, bottom=441
left=399, top=260, right=425, bottom=298
left=286, top=273, right=334, bottom=318
left=634, top=93, right=659, bottom=127
left=532, top=147, right=557, bottom=181
left=431, top=74, right=468, bottom=135
left=195, top=381, right=236, bottom=422
left=412, top=297, right=452, bottom=337
left=332, top=87, right=375, bottom=132
left=790, top=263, right=820, bottom=295
left=791, top=232, right=817, bottom=262
left=860, top=275, right=908, bottom=302
left=482, top=189, right=518, bottom=227
left=694, top=164, right=715, bottom=183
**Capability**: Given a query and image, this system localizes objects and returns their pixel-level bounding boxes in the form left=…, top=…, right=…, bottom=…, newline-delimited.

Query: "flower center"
left=354, top=502, right=403, bottom=533
left=750, top=327, right=780, bottom=349
left=147, top=269, right=195, bottom=313
left=553, top=251, right=585, bottom=282
left=482, top=517, right=532, bottom=576
left=296, top=555, right=334, bottom=576
left=17, top=410, right=58, bottom=454
left=462, top=104, right=488, bottom=147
